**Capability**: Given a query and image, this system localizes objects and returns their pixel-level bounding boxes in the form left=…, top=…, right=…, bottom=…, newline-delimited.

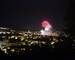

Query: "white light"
left=0, top=32, right=2, bottom=34
left=15, top=37, right=18, bottom=39
left=45, top=27, right=49, bottom=31
left=7, top=32, right=10, bottom=34
left=2, top=49, right=7, bottom=53
left=31, top=41, right=34, bottom=44
left=51, top=42, right=55, bottom=45
left=11, top=36, right=15, bottom=38
left=40, top=29, right=52, bottom=36
left=21, top=37, right=24, bottom=41
left=42, top=41, right=46, bottom=44
left=40, top=30, right=45, bottom=35
left=11, top=49, right=15, bottom=52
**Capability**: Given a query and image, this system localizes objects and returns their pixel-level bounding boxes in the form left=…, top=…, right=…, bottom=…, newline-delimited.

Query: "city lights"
left=0, top=25, right=70, bottom=56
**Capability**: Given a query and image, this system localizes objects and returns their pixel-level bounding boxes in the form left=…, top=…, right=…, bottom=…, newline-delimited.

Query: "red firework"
left=42, top=20, right=49, bottom=28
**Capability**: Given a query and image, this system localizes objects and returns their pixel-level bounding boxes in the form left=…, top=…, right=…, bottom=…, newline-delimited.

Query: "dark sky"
left=0, top=0, right=69, bottom=30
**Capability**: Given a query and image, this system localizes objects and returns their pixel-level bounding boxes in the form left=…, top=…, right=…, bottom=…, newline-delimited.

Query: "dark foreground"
left=0, top=48, right=75, bottom=60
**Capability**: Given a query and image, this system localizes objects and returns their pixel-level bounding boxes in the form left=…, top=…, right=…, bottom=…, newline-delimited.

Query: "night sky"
left=0, top=0, right=69, bottom=30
